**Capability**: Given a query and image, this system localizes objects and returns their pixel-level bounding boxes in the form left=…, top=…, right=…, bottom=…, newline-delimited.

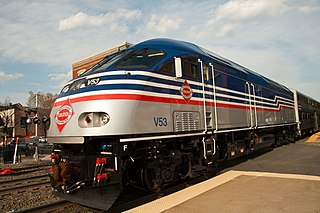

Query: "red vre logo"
left=180, top=80, right=193, bottom=103
left=54, top=98, right=74, bottom=132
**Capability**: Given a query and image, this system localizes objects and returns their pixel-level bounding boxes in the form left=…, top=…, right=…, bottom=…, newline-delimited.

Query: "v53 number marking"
left=153, top=117, right=168, bottom=127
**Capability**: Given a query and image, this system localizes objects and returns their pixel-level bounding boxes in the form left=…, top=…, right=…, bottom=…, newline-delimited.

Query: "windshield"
left=115, top=49, right=166, bottom=69
left=80, top=50, right=128, bottom=76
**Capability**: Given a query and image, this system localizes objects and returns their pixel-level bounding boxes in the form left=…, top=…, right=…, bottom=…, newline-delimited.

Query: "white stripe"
left=79, top=70, right=294, bottom=105
left=58, top=71, right=294, bottom=109
left=56, top=89, right=293, bottom=111
left=99, top=78, right=294, bottom=108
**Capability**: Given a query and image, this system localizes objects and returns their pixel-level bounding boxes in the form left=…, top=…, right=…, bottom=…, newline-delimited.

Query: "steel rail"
left=14, top=200, right=73, bottom=213
left=0, top=180, right=51, bottom=194
left=0, top=174, right=49, bottom=185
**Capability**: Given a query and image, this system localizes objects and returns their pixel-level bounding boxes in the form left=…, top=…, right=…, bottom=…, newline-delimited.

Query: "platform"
left=125, top=170, right=320, bottom=213
left=306, top=131, right=320, bottom=143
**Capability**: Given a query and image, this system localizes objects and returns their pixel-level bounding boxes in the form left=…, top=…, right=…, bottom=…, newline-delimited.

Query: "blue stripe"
left=59, top=83, right=205, bottom=99
left=59, top=73, right=293, bottom=108
left=100, top=74, right=180, bottom=87
left=215, top=96, right=247, bottom=105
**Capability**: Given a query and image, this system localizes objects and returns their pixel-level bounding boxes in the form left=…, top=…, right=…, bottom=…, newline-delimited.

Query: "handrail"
left=210, top=63, right=218, bottom=131
left=246, top=82, right=253, bottom=128
left=199, top=59, right=207, bottom=132
left=251, top=83, right=258, bottom=128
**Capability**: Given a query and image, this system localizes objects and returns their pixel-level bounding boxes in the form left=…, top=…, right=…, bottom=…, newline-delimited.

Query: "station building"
left=0, top=104, right=30, bottom=145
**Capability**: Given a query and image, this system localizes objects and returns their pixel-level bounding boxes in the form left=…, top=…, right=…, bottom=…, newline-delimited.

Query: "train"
left=47, top=38, right=320, bottom=210
left=291, top=89, right=320, bottom=137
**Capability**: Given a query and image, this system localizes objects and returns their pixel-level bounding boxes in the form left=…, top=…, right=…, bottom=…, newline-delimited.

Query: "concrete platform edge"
left=124, top=170, right=320, bottom=213
left=306, top=131, right=320, bottom=142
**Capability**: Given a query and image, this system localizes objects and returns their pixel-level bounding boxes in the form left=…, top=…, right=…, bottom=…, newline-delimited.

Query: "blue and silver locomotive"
left=48, top=38, right=303, bottom=210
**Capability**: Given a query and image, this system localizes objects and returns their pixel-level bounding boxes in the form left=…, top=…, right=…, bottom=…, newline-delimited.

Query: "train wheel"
left=141, top=168, right=162, bottom=192
left=275, top=131, right=288, bottom=146
left=275, top=137, right=282, bottom=147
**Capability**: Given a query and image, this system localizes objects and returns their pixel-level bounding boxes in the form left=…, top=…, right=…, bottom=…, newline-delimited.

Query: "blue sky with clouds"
left=0, top=0, right=319, bottom=104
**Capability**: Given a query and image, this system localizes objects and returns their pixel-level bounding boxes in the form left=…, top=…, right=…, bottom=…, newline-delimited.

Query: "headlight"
left=101, top=114, right=110, bottom=124
left=79, top=112, right=110, bottom=128
left=85, top=114, right=93, bottom=125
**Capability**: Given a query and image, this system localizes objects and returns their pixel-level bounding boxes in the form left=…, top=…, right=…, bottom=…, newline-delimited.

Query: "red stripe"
left=53, top=94, right=294, bottom=112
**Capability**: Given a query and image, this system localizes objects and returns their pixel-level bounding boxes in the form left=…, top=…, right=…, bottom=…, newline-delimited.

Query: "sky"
left=0, top=0, right=319, bottom=105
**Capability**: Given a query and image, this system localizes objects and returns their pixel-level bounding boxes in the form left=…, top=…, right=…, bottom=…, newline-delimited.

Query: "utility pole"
left=29, top=91, right=39, bottom=137
left=35, top=93, right=38, bottom=137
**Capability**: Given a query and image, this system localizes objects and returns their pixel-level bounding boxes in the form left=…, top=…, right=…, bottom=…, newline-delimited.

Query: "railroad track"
left=0, top=174, right=51, bottom=196
left=0, top=164, right=51, bottom=176
left=14, top=200, right=75, bottom=213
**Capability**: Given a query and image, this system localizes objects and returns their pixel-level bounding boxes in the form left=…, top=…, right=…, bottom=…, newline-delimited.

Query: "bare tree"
left=0, top=97, right=12, bottom=106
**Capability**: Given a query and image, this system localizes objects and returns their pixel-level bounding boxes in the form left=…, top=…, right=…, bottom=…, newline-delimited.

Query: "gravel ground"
left=1, top=187, right=62, bottom=212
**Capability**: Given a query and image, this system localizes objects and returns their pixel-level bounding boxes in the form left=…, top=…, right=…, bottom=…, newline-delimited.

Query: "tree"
left=0, top=97, right=12, bottom=106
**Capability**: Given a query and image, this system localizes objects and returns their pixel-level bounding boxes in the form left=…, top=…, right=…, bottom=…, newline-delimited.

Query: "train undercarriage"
left=49, top=126, right=296, bottom=210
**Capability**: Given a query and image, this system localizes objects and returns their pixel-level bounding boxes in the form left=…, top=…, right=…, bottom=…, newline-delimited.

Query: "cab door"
left=173, top=56, right=202, bottom=132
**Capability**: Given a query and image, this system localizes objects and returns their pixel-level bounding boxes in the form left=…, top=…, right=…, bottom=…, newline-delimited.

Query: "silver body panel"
left=48, top=70, right=296, bottom=143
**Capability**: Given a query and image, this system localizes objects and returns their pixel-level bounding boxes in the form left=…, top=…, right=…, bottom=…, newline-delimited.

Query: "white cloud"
left=217, top=0, right=287, bottom=21
left=0, top=71, right=24, bottom=84
left=216, top=23, right=239, bottom=37
left=145, top=15, right=182, bottom=34
left=0, top=5, right=142, bottom=68
left=112, top=8, right=143, bottom=20
left=58, top=12, right=105, bottom=31
left=58, top=9, right=142, bottom=31
left=49, top=71, right=72, bottom=90
left=207, top=0, right=288, bottom=36
left=298, top=5, right=320, bottom=13
left=49, top=71, right=72, bottom=81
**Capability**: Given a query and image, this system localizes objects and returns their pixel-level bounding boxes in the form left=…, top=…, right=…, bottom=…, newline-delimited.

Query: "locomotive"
left=47, top=38, right=320, bottom=210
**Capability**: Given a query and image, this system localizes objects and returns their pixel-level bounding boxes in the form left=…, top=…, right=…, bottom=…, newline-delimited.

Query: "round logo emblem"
left=180, top=80, right=193, bottom=102
left=54, top=98, right=74, bottom=132
left=55, top=105, right=73, bottom=125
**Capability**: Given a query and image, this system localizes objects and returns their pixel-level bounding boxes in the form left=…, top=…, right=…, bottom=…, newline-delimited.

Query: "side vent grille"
left=174, top=111, right=200, bottom=132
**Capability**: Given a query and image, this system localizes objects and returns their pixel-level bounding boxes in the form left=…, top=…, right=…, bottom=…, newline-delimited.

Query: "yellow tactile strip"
left=306, top=132, right=320, bottom=142
left=124, top=170, right=320, bottom=213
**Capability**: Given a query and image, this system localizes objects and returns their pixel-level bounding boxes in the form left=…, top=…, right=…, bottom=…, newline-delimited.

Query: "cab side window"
left=203, top=64, right=209, bottom=82
left=159, top=59, right=175, bottom=75
left=159, top=56, right=199, bottom=80
left=182, top=57, right=199, bottom=81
